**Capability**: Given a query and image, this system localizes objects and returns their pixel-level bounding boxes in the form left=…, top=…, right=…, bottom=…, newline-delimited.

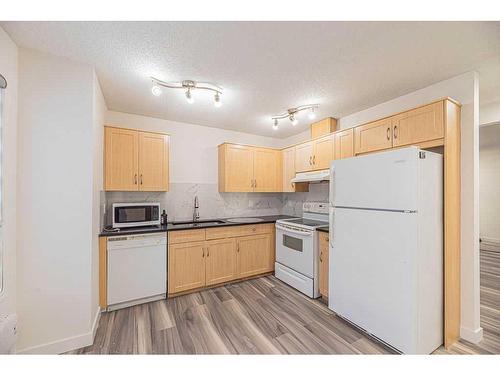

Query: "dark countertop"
left=99, top=214, right=296, bottom=237
left=317, top=226, right=329, bottom=233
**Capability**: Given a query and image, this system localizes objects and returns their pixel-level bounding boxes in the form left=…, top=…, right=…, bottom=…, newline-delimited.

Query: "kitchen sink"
left=171, top=220, right=226, bottom=227
left=225, top=217, right=264, bottom=223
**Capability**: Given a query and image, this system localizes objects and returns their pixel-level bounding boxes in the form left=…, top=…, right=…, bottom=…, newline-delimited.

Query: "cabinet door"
left=138, top=132, right=169, bottom=191
left=319, top=232, right=329, bottom=298
left=313, top=135, right=334, bottom=170
left=205, top=238, right=238, bottom=286
left=168, top=241, right=206, bottom=294
left=354, top=118, right=393, bottom=155
left=311, top=117, right=337, bottom=139
left=223, top=144, right=254, bottom=192
left=254, top=148, right=281, bottom=192
left=104, top=127, right=139, bottom=191
left=237, top=234, right=274, bottom=278
left=295, top=141, right=314, bottom=172
left=334, top=128, right=354, bottom=160
left=392, top=101, right=444, bottom=147
left=282, top=147, right=296, bottom=192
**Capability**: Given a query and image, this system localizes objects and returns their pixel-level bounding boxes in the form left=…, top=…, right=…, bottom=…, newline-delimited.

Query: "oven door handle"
left=276, top=224, right=313, bottom=237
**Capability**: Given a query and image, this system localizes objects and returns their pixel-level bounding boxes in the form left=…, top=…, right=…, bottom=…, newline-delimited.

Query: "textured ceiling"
left=3, top=21, right=500, bottom=138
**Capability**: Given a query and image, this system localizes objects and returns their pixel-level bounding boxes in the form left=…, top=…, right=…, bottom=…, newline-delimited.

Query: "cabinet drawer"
left=206, top=223, right=273, bottom=240
left=168, top=229, right=206, bottom=244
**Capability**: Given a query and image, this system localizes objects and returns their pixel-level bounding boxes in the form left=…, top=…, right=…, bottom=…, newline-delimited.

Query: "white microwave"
left=112, top=202, right=161, bottom=228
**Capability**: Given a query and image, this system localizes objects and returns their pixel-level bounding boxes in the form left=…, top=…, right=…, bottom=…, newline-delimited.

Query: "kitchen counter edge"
left=99, top=215, right=295, bottom=237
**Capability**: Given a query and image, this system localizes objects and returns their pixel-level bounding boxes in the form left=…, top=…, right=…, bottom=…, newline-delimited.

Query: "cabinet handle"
left=202, top=248, right=205, bottom=258
left=207, top=247, right=209, bottom=257
left=140, top=174, right=143, bottom=185
left=320, top=251, right=323, bottom=263
left=254, top=179, right=257, bottom=188
left=386, top=127, right=391, bottom=141
left=309, top=156, right=312, bottom=165
left=237, top=243, right=240, bottom=252
left=313, top=155, right=316, bottom=165
left=134, top=174, right=138, bottom=185
left=393, top=125, right=398, bottom=139
left=251, top=180, right=254, bottom=188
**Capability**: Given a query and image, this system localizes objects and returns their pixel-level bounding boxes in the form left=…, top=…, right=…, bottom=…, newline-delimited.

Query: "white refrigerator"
left=328, top=146, right=443, bottom=354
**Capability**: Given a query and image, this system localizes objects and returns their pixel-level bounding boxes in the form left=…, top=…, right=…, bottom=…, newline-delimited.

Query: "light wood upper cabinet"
left=334, top=128, right=354, bottom=160
left=319, top=231, right=329, bottom=298
left=218, top=143, right=281, bottom=192
left=237, top=234, right=274, bottom=278
left=282, top=146, right=296, bottom=192
left=138, top=131, right=169, bottom=191
left=313, top=135, right=334, bottom=170
left=104, top=126, right=169, bottom=191
left=311, top=117, right=337, bottom=139
left=219, top=144, right=254, bottom=192
left=254, top=148, right=282, bottom=192
left=392, top=101, right=444, bottom=147
left=295, top=141, right=315, bottom=172
left=295, top=136, right=334, bottom=172
left=354, top=117, right=393, bottom=155
left=205, top=238, right=238, bottom=286
left=168, top=241, right=206, bottom=294
left=104, top=127, right=139, bottom=191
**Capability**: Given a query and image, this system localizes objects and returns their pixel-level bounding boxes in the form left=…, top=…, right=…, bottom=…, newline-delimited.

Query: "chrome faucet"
left=193, top=196, right=200, bottom=221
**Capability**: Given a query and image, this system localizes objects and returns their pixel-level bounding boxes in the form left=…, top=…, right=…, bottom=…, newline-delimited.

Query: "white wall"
left=105, top=111, right=283, bottom=184
left=480, top=99, right=500, bottom=126
left=479, top=124, right=500, bottom=244
left=0, top=27, right=18, bottom=324
left=16, top=48, right=96, bottom=353
left=90, top=73, right=106, bottom=332
left=282, top=72, right=481, bottom=342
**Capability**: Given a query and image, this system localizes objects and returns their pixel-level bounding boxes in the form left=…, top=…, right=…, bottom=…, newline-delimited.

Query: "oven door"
left=275, top=223, right=314, bottom=278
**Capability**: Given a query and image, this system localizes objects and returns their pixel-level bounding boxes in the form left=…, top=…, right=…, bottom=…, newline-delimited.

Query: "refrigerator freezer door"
left=330, top=147, right=419, bottom=211
left=329, top=207, right=418, bottom=353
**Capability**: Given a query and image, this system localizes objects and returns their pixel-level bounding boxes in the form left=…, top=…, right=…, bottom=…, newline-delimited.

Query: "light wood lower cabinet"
left=168, top=241, right=206, bottom=294
left=168, top=224, right=275, bottom=295
left=205, top=238, right=238, bottom=286
left=237, top=234, right=274, bottom=278
left=319, top=231, right=329, bottom=299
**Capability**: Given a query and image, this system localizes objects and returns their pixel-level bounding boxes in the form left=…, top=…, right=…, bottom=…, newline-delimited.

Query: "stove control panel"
left=302, top=201, right=329, bottom=214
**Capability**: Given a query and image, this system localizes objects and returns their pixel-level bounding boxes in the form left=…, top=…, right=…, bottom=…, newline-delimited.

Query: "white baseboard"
left=460, top=325, right=484, bottom=344
left=16, top=307, right=101, bottom=355
left=91, top=306, right=101, bottom=340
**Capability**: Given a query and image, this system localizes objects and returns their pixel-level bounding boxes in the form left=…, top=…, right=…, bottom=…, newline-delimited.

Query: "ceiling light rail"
left=272, top=104, right=319, bottom=130
left=150, top=77, right=223, bottom=107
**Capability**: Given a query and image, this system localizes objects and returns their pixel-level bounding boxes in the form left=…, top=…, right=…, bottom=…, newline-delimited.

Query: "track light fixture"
left=185, top=88, right=194, bottom=104
left=273, top=118, right=279, bottom=130
left=151, top=77, right=223, bottom=107
left=271, top=104, right=319, bottom=129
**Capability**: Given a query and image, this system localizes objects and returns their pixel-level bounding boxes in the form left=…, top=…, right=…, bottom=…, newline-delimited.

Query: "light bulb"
left=151, top=85, right=162, bottom=96
left=272, top=119, right=278, bottom=130
left=214, top=92, right=222, bottom=107
left=185, top=88, right=194, bottom=104
left=290, top=114, right=298, bottom=126
left=308, top=107, right=316, bottom=120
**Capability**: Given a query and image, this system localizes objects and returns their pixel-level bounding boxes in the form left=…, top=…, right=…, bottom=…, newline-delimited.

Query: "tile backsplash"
left=102, top=182, right=329, bottom=227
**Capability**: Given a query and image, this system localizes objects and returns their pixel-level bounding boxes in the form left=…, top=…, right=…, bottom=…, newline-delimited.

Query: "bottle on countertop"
left=160, top=210, right=168, bottom=226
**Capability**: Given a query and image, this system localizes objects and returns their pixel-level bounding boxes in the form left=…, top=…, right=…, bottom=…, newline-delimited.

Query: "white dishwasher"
left=107, top=233, right=167, bottom=311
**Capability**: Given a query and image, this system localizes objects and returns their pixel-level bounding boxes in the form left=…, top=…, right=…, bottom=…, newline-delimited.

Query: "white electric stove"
left=275, top=202, right=329, bottom=298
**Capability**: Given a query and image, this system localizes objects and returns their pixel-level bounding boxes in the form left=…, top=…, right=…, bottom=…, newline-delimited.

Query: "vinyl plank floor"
left=66, top=251, right=500, bottom=354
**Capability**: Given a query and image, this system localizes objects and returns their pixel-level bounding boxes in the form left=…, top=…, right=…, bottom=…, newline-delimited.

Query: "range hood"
left=291, top=169, right=330, bottom=183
